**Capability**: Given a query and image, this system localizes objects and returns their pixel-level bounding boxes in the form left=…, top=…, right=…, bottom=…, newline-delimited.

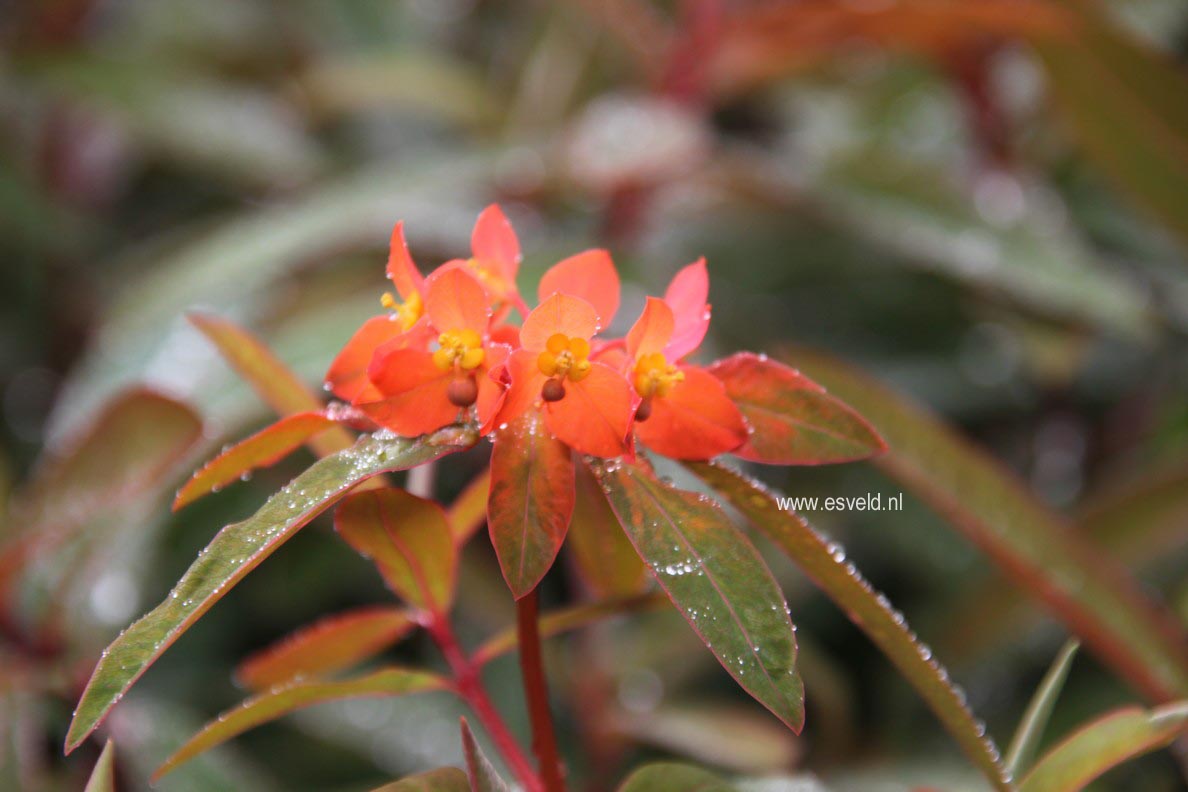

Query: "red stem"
left=427, top=615, right=542, bottom=791
left=517, top=590, right=566, bottom=792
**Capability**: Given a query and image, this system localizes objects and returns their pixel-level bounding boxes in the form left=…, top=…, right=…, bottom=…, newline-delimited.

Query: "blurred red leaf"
left=616, top=762, right=733, bottom=792
left=460, top=717, right=512, bottom=792
left=370, top=767, right=470, bottom=791
left=155, top=667, right=449, bottom=780
left=590, top=456, right=804, bottom=733
left=448, top=468, right=491, bottom=546
left=173, top=411, right=339, bottom=511
left=566, top=460, right=649, bottom=599
left=83, top=739, right=115, bottom=792
left=235, top=605, right=416, bottom=691
left=488, top=414, right=575, bottom=599
left=335, top=487, right=456, bottom=613
left=708, top=353, right=885, bottom=465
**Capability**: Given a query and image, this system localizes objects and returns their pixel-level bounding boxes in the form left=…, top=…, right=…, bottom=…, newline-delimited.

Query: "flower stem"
left=517, top=589, right=566, bottom=792
left=427, top=614, right=542, bottom=791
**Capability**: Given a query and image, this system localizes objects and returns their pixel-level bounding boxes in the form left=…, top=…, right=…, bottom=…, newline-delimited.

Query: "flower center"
left=632, top=352, right=684, bottom=398
left=380, top=290, right=424, bottom=332
left=432, top=329, right=485, bottom=372
left=537, top=333, right=592, bottom=382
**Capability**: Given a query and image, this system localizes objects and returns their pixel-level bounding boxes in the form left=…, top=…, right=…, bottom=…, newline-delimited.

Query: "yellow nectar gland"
left=537, top=334, right=592, bottom=383
left=433, top=329, right=485, bottom=372
left=633, top=352, right=684, bottom=399
left=380, top=290, right=424, bottom=332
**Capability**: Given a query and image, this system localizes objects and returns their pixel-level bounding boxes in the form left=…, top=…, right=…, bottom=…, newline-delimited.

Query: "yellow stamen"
left=537, top=333, right=593, bottom=383
left=632, top=352, right=684, bottom=398
left=381, top=290, right=424, bottom=332
left=433, top=329, right=485, bottom=372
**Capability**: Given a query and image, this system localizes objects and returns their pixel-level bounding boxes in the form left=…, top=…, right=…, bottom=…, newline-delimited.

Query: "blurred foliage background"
left=3, top=0, right=1188, bottom=789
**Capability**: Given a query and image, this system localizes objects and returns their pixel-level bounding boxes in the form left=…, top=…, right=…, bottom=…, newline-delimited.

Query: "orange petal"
left=635, top=366, right=747, bottom=460
left=424, top=266, right=491, bottom=334
left=521, top=293, right=599, bottom=351
left=494, top=349, right=547, bottom=427
left=471, top=204, right=521, bottom=280
left=545, top=362, right=632, bottom=457
left=386, top=221, right=424, bottom=299
left=325, top=316, right=410, bottom=403
left=475, top=344, right=511, bottom=434
left=538, top=249, right=620, bottom=329
left=664, top=258, right=710, bottom=360
left=626, top=296, right=675, bottom=359
left=491, top=323, right=520, bottom=348
left=360, top=349, right=459, bottom=436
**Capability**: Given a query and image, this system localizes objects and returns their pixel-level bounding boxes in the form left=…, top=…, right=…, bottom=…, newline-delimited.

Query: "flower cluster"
left=325, top=205, right=749, bottom=461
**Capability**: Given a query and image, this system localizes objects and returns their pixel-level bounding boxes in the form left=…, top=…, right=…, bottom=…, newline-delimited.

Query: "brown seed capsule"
left=448, top=376, right=479, bottom=407
left=540, top=378, right=566, bottom=402
left=634, top=398, right=653, bottom=422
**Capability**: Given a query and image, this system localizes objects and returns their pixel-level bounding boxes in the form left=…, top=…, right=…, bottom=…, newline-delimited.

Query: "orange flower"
left=440, top=204, right=529, bottom=319
left=624, top=261, right=748, bottom=460
left=360, top=267, right=509, bottom=437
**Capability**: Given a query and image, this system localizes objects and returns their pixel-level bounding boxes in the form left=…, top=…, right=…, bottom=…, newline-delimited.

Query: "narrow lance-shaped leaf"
left=236, top=606, right=416, bottom=691
left=590, top=456, right=804, bottom=732
left=473, top=592, right=667, bottom=666
left=155, top=668, right=448, bottom=780
left=83, top=739, right=116, bottom=792
left=174, top=411, right=340, bottom=510
left=789, top=348, right=1188, bottom=703
left=566, top=458, right=649, bottom=598
left=188, top=312, right=357, bottom=457
left=65, top=426, right=475, bottom=754
left=709, top=353, right=885, bottom=465
left=335, top=488, right=456, bottom=613
left=1019, top=702, right=1188, bottom=792
left=1004, top=640, right=1080, bottom=780
left=460, top=717, right=512, bottom=792
left=617, top=762, right=736, bottom=792
left=370, top=767, right=470, bottom=792
left=448, top=468, right=491, bottom=545
left=488, top=414, right=575, bottom=598
left=691, top=461, right=1010, bottom=791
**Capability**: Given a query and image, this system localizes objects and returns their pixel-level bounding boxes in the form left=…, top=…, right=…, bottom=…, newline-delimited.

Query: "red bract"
left=440, top=204, right=529, bottom=319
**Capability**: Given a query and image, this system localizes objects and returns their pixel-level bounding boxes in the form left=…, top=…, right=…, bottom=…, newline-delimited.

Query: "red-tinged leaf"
left=174, top=412, right=338, bottom=511
left=488, top=414, right=575, bottom=598
left=566, top=462, right=649, bottom=599
left=371, top=767, right=469, bottom=791
left=154, top=667, right=448, bottom=780
left=335, top=488, right=456, bottom=613
left=83, top=739, right=116, bottom=792
left=1018, top=702, right=1188, bottom=792
left=691, top=462, right=1010, bottom=791
left=708, top=353, right=885, bottom=465
left=188, top=313, right=356, bottom=457
left=460, top=717, right=512, bottom=792
left=447, top=468, right=490, bottom=545
left=617, top=762, right=735, bottom=792
left=65, top=426, right=475, bottom=754
left=589, top=456, right=804, bottom=733
left=473, top=592, right=666, bottom=665
left=235, top=606, right=415, bottom=691
left=790, top=348, right=1188, bottom=703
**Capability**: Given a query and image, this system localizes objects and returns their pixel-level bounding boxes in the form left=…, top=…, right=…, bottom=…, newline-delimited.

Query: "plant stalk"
left=517, top=589, right=566, bottom=792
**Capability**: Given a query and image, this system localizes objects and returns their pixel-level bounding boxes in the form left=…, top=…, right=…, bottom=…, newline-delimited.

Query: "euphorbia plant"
left=70, top=205, right=1064, bottom=791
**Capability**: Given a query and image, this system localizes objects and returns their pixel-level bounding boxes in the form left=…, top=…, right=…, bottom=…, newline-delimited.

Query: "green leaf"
left=1019, top=701, right=1188, bottom=792
left=1004, top=640, right=1080, bottom=780
left=789, top=348, right=1188, bottom=703
left=83, top=739, right=116, bottom=792
left=188, top=313, right=358, bottom=458
left=173, top=411, right=339, bottom=510
left=708, top=353, right=886, bottom=465
left=1036, top=6, right=1188, bottom=250
left=589, top=456, right=804, bottom=732
left=335, top=488, right=457, bottom=613
left=235, top=606, right=416, bottom=691
left=488, top=414, right=575, bottom=598
left=370, top=767, right=470, bottom=791
left=567, top=459, right=650, bottom=598
left=154, top=667, right=448, bottom=780
left=691, top=462, right=1010, bottom=791
left=460, top=717, right=512, bottom=792
left=473, top=592, right=667, bottom=666
left=617, top=762, right=736, bottom=792
left=65, top=426, right=475, bottom=754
